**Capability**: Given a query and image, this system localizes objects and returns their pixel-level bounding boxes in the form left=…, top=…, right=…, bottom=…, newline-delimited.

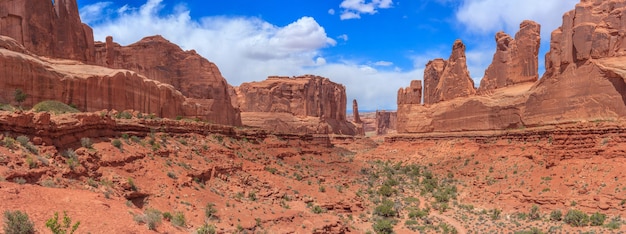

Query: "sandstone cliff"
left=398, top=0, right=626, bottom=133
left=94, top=36, right=240, bottom=126
left=0, top=0, right=94, bottom=62
left=397, top=80, right=422, bottom=105
left=376, top=111, right=397, bottom=135
left=424, top=40, right=476, bottom=104
left=479, top=20, right=541, bottom=92
left=0, top=36, right=236, bottom=124
left=234, top=75, right=358, bottom=135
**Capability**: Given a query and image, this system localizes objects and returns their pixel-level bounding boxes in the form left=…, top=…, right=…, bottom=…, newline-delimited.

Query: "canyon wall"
left=0, top=0, right=94, bottom=62
left=233, top=75, right=358, bottom=135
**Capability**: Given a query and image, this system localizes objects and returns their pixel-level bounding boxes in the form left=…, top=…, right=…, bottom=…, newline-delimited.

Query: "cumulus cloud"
left=373, top=61, right=393, bottom=67
left=456, top=0, right=578, bottom=40
left=337, top=34, right=349, bottom=41
left=339, top=0, right=394, bottom=20
left=79, top=2, right=113, bottom=23
left=81, top=0, right=413, bottom=111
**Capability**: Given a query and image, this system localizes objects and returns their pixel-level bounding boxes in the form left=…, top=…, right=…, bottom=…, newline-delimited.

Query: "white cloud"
left=337, top=34, right=349, bottom=41
left=373, top=61, right=393, bottom=66
left=328, top=9, right=335, bottom=15
left=339, top=0, right=394, bottom=20
left=456, top=0, right=578, bottom=40
left=82, top=0, right=415, bottom=111
left=79, top=2, right=112, bottom=24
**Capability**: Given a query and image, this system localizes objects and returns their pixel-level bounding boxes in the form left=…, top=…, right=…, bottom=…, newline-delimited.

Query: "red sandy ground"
left=1, top=112, right=626, bottom=233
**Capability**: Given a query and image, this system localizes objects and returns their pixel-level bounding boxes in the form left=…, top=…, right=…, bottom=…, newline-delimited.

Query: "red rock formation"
left=479, top=21, right=541, bottom=92
left=423, top=40, right=476, bottom=104
left=376, top=111, right=397, bottom=135
left=0, top=0, right=94, bottom=62
left=93, top=36, right=240, bottom=126
left=0, top=36, right=238, bottom=125
left=524, top=0, right=626, bottom=126
left=234, top=75, right=358, bottom=135
left=397, top=80, right=422, bottom=105
left=353, top=99, right=362, bottom=124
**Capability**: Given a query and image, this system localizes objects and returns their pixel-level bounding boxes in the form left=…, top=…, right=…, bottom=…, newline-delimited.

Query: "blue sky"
left=77, top=0, right=578, bottom=111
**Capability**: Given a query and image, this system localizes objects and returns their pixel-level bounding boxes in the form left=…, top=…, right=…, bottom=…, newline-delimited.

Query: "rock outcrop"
left=0, top=0, right=94, bottom=62
left=94, top=36, right=240, bottom=125
left=424, top=40, right=476, bottom=104
left=398, top=0, right=626, bottom=133
left=233, top=75, right=358, bottom=135
left=353, top=99, right=362, bottom=124
left=376, top=111, right=397, bottom=135
left=479, top=21, right=541, bottom=92
left=397, top=80, right=422, bottom=105
left=0, top=36, right=235, bottom=124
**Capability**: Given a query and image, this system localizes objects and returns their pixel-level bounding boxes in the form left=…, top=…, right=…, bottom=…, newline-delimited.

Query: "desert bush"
left=374, top=199, right=397, bottom=217
left=372, top=218, right=394, bottom=234
left=134, top=208, right=162, bottom=230
left=111, top=139, right=122, bottom=149
left=196, top=223, right=216, bottom=234
left=590, top=212, right=606, bottom=226
left=80, top=138, right=92, bottom=149
left=564, top=209, right=589, bottom=227
left=32, top=101, right=79, bottom=114
left=3, top=136, right=17, bottom=150
left=16, top=136, right=37, bottom=154
left=205, top=203, right=217, bottom=220
left=311, top=205, right=326, bottom=214
left=172, top=212, right=186, bottom=227
left=45, top=211, right=80, bottom=234
left=3, top=210, right=35, bottom=234
left=14, top=89, right=27, bottom=107
left=529, top=205, right=541, bottom=221
left=549, top=210, right=562, bottom=221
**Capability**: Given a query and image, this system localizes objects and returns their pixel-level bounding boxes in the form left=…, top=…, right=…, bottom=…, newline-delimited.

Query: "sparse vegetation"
left=171, top=212, right=186, bottom=227
left=32, top=101, right=79, bottom=114
left=564, top=209, right=589, bottom=227
left=3, top=210, right=35, bottom=234
left=80, top=137, right=93, bottom=149
left=134, top=208, right=162, bottom=230
left=45, top=211, right=80, bottom=234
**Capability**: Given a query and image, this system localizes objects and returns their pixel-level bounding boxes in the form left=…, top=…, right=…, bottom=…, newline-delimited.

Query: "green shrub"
left=372, top=218, right=394, bottom=234
left=490, top=208, right=501, bottom=220
left=205, top=203, right=217, bottom=220
left=112, top=139, right=122, bottom=149
left=196, top=223, right=216, bottom=234
left=80, top=138, right=92, bottom=149
left=408, top=208, right=428, bottom=219
left=564, top=209, right=589, bottom=227
left=3, top=210, right=35, bottom=234
left=374, top=199, right=397, bottom=217
left=32, top=101, right=79, bottom=114
left=311, top=205, right=326, bottom=214
left=162, top=212, right=172, bottom=221
left=167, top=171, right=177, bottom=179
left=137, top=208, right=162, bottom=230
left=3, top=136, right=17, bottom=150
left=16, top=136, right=37, bottom=154
left=45, top=211, right=80, bottom=234
left=590, top=212, right=606, bottom=226
left=514, top=227, right=543, bottom=234
left=378, top=184, right=395, bottom=197
left=14, top=89, right=27, bottom=107
left=172, top=212, right=186, bottom=227
left=529, top=205, right=541, bottom=221
left=549, top=210, right=562, bottom=221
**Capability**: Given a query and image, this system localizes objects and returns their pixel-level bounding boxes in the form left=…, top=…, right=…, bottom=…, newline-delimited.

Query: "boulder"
left=479, top=20, right=541, bottom=92
left=0, top=0, right=94, bottom=62
left=94, top=35, right=241, bottom=126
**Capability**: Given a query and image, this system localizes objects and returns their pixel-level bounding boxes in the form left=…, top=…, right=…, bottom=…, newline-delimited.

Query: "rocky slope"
left=233, top=75, right=358, bottom=135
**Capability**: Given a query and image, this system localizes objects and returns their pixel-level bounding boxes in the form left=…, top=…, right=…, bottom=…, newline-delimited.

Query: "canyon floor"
left=1, top=110, right=626, bottom=233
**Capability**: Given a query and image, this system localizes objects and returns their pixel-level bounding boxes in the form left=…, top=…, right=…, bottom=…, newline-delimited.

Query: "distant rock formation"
left=0, top=0, right=94, bottom=62
left=94, top=35, right=240, bottom=126
left=397, top=80, right=422, bottom=105
left=0, top=36, right=225, bottom=121
left=233, top=75, right=358, bottom=135
left=353, top=99, right=362, bottom=124
left=376, top=111, right=397, bottom=135
left=479, top=20, right=540, bottom=92
left=424, top=40, right=476, bottom=104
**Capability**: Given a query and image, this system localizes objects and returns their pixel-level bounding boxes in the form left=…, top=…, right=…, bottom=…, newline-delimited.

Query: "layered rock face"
left=525, top=0, right=626, bottom=126
left=376, top=111, right=397, bottom=135
left=424, top=40, right=476, bottom=104
left=479, top=21, right=541, bottom=92
left=397, top=80, right=422, bottom=105
left=0, top=36, right=222, bottom=121
left=94, top=36, right=240, bottom=125
left=0, top=0, right=94, bottom=62
left=234, top=75, right=357, bottom=135
left=398, top=0, right=626, bottom=133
